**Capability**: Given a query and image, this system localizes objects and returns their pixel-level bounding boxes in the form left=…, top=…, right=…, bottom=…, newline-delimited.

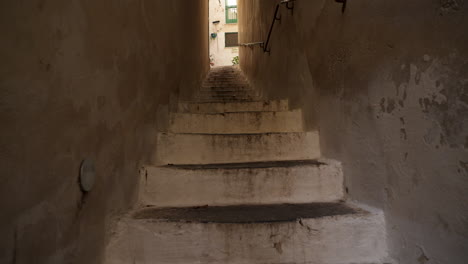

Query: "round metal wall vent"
left=80, top=159, right=95, bottom=192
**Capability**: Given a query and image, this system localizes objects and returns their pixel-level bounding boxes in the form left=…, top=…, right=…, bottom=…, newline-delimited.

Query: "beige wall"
left=0, top=1, right=208, bottom=263
left=239, top=0, right=468, bottom=263
left=210, top=0, right=239, bottom=66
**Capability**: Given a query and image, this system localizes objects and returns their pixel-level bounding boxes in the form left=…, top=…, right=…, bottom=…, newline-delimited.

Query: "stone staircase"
left=105, top=66, right=391, bottom=264
left=196, top=66, right=259, bottom=102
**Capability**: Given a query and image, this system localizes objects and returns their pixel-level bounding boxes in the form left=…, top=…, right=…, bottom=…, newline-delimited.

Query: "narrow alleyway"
left=105, top=66, right=390, bottom=263
left=2, top=1, right=466, bottom=263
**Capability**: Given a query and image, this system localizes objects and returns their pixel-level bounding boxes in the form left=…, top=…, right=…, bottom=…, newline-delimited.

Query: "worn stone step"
left=204, top=80, right=246, bottom=84
left=194, top=98, right=257, bottom=103
left=178, top=100, right=289, bottom=113
left=198, top=90, right=254, bottom=97
left=153, top=132, right=320, bottom=165
left=169, top=109, right=303, bottom=134
left=200, top=88, right=252, bottom=93
left=204, top=75, right=246, bottom=79
left=195, top=96, right=259, bottom=103
left=201, top=84, right=251, bottom=88
left=105, top=203, right=389, bottom=264
left=196, top=94, right=260, bottom=100
left=140, top=159, right=344, bottom=207
left=204, top=75, right=246, bottom=80
left=196, top=92, right=255, bottom=98
left=197, top=91, right=256, bottom=96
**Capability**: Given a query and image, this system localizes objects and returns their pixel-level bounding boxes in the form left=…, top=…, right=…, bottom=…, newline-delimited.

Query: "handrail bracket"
left=239, top=0, right=301, bottom=54
left=335, top=0, right=347, bottom=13
left=281, top=0, right=296, bottom=13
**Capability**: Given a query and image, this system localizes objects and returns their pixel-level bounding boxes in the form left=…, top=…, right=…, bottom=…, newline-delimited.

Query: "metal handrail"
left=238, top=0, right=347, bottom=53
left=239, top=0, right=296, bottom=53
left=263, top=4, right=282, bottom=53
left=239, top=42, right=264, bottom=47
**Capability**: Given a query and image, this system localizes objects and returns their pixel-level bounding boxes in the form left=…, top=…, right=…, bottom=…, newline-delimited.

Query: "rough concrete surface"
left=0, top=1, right=208, bottom=263
left=105, top=203, right=388, bottom=264
left=177, top=99, right=289, bottom=113
left=239, top=0, right=468, bottom=263
left=141, top=159, right=344, bottom=207
left=134, top=203, right=359, bottom=223
left=169, top=109, right=304, bottom=134
left=154, top=132, right=321, bottom=165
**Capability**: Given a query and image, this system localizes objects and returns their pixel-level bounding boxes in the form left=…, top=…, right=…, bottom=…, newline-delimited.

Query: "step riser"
left=195, top=95, right=258, bottom=100
left=198, top=90, right=253, bottom=95
left=178, top=100, right=289, bottom=113
left=195, top=99, right=258, bottom=103
left=197, top=92, right=257, bottom=97
left=140, top=161, right=344, bottom=207
left=169, top=110, right=303, bottom=134
left=203, top=80, right=247, bottom=84
left=200, top=87, right=252, bottom=91
left=105, top=212, right=387, bottom=264
left=153, top=132, right=321, bottom=165
left=196, top=94, right=256, bottom=99
left=204, top=76, right=247, bottom=80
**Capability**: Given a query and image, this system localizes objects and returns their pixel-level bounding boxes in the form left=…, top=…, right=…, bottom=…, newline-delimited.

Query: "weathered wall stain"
left=0, top=0, right=209, bottom=263
left=239, top=0, right=468, bottom=263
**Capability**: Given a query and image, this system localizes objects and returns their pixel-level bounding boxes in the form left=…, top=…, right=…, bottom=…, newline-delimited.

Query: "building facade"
left=209, top=0, right=239, bottom=67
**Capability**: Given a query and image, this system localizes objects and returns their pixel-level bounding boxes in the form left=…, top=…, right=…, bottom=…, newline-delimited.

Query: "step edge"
left=144, top=159, right=338, bottom=171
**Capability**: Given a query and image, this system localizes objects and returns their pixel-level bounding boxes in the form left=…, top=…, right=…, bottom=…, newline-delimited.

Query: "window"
left=226, top=0, right=238, bottom=24
left=225, top=32, right=239, bottom=47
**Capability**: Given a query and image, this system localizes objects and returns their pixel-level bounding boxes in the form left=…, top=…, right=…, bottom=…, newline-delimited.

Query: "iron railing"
left=239, top=0, right=295, bottom=53
left=239, top=0, right=347, bottom=53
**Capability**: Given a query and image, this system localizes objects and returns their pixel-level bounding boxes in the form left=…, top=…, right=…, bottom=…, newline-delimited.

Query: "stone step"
left=194, top=98, right=257, bottom=103
left=201, top=84, right=250, bottom=90
left=198, top=90, right=254, bottom=97
left=105, top=203, right=389, bottom=264
left=204, top=79, right=247, bottom=84
left=153, top=132, right=320, bottom=165
left=204, top=75, right=246, bottom=80
left=204, top=75, right=247, bottom=79
left=140, top=159, right=344, bottom=207
left=205, top=74, right=243, bottom=79
left=197, top=90, right=256, bottom=96
left=200, top=85, right=252, bottom=90
left=194, top=96, right=259, bottom=103
left=168, top=109, right=303, bottom=134
left=198, top=92, right=252, bottom=97
left=196, top=94, right=260, bottom=100
left=206, top=71, right=243, bottom=74
left=178, top=100, right=289, bottom=113
left=199, top=88, right=252, bottom=93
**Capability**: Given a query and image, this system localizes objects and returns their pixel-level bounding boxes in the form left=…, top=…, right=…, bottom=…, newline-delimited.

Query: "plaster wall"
left=0, top=1, right=208, bottom=263
left=238, top=0, right=468, bottom=263
left=209, top=0, right=239, bottom=66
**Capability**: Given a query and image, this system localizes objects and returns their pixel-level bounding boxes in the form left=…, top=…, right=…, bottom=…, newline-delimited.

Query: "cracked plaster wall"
left=0, top=1, right=209, bottom=263
left=239, top=0, right=468, bottom=263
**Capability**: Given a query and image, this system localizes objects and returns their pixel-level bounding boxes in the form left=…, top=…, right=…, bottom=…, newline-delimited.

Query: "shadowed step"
left=177, top=100, right=289, bottom=113
left=169, top=109, right=303, bottom=134
left=105, top=203, right=389, bottom=264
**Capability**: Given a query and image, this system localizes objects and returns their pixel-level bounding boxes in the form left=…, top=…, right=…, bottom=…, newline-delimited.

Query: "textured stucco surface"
left=239, top=0, right=468, bottom=263
left=0, top=1, right=208, bottom=263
